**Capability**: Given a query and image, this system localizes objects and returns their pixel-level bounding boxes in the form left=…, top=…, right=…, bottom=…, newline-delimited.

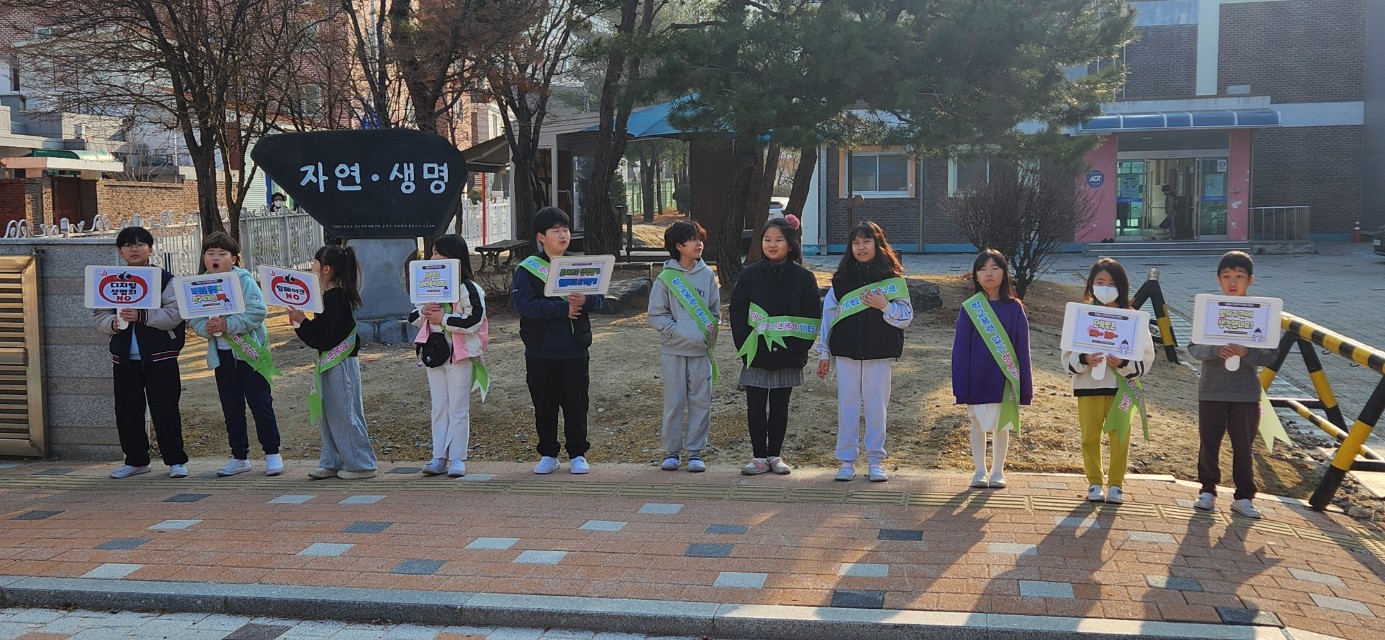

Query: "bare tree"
left=943, top=163, right=1097, bottom=298
left=1, top=0, right=332, bottom=236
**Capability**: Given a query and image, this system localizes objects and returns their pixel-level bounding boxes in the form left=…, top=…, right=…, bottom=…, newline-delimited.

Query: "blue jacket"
left=187, top=266, right=270, bottom=369
left=511, top=252, right=604, bottom=359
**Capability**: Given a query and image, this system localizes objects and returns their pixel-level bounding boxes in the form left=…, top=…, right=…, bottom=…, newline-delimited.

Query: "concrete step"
left=1085, top=241, right=1251, bottom=258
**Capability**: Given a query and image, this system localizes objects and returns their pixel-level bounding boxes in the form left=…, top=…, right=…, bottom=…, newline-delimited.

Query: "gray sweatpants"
left=661, top=353, right=712, bottom=454
left=318, top=357, right=377, bottom=472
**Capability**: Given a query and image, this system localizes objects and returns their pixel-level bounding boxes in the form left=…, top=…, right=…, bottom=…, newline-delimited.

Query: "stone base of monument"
left=357, top=318, right=417, bottom=345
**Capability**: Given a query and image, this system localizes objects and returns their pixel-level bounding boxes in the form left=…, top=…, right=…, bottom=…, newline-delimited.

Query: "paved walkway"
left=1, top=459, right=1382, bottom=639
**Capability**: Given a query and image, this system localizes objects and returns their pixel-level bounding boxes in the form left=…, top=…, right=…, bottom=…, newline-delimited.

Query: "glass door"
left=1115, top=160, right=1145, bottom=238
left=1198, top=157, right=1228, bottom=238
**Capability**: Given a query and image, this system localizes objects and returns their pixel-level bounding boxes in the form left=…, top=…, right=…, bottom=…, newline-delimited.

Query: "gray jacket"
left=1188, top=342, right=1279, bottom=403
left=648, top=258, right=721, bottom=357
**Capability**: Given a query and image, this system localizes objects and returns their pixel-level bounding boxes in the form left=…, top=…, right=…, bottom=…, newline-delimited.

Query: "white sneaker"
left=970, top=470, right=988, bottom=488
left=570, top=456, right=590, bottom=474
left=265, top=454, right=284, bottom=476
left=988, top=471, right=1007, bottom=489
left=217, top=458, right=251, bottom=477
left=1105, top=486, right=1125, bottom=505
left=422, top=458, right=447, bottom=476
left=169, top=464, right=188, bottom=478
left=533, top=456, right=560, bottom=474
left=1086, top=484, right=1105, bottom=502
left=110, top=464, right=149, bottom=479
left=1230, top=498, right=1263, bottom=519
left=1193, top=492, right=1215, bottom=511
left=448, top=459, right=466, bottom=478
left=834, top=464, right=855, bottom=482
left=766, top=456, right=791, bottom=475
left=868, top=466, right=889, bottom=483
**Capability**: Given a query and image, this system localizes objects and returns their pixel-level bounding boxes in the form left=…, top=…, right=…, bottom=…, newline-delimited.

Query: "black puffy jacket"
left=729, top=259, right=821, bottom=371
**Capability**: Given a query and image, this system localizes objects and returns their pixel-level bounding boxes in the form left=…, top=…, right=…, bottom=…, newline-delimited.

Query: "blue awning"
left=1077, top=108, right=1280, bottom=133
left=582, top=96, right=703, bottom=139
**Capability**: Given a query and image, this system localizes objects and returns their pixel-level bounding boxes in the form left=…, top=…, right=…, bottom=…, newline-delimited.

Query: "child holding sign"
left=512, top=207, right=604, bottom=475
left=952, top=249, right=1032, bottom=489
left=648, top=221, right=719, bottom=473
left=288, top=245, right=378, bottom=480
left=816, top=222, right=913, bottom=482
left=94, top=227, right=190, bottom=479
left=730, top=218, right=820, bottom=476
left=188, top=232, right=284, bottom=477
left=1061, top=258, right=1155, bottom=504
left=410, top=234, right=488, bottom=478
left=1187, top=251, right=1278, bottom=518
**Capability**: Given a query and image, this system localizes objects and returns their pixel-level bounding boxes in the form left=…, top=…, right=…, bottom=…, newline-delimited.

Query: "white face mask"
left=1092, top=285, right=1119, bottom=304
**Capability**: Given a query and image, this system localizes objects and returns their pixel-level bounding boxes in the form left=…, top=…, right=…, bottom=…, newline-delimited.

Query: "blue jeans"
left=214, top=350, right=281, bottom=459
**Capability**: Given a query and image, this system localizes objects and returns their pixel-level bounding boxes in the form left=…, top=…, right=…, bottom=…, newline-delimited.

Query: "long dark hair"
left=971, top=248, right=1018, bottom=303
left=1084, top=257, right=1131, bottom=309
left=759, top=217, right=802, bottom=264
left=431, top=233, right=476, bottom=282
left=315, top=244, right=362, bottom=309
left=834, top=221, right=902, bottom=290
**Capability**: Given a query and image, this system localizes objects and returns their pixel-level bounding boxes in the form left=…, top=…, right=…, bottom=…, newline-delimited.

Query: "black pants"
left=746, top=386, right=792, bottom=458
left=214, top=350, right=281, bottom=459
left=113, top=359, right=188, bottom=467
left=1197, top=400, right=1259, bottom=500
left=526, top=356, right=591, bottom=458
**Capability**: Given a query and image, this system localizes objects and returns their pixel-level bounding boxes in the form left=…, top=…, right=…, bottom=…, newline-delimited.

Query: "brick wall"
left=920, top=159, right=970, bottom=246
left=95, top=180, right=201, bottom=227
left=822, top=150, right=923, bottom=248
left=0, top=179, right=25, bottom=227
left=1123, top=25, right=1198, bottom=99
left=1251, top=126, right=1362, bottom=234
left=1219, top=0, right=1365, bottom=102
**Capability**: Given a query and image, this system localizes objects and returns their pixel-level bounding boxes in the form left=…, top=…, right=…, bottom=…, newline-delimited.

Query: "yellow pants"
left=1078, top=395, right=1130, bottom=487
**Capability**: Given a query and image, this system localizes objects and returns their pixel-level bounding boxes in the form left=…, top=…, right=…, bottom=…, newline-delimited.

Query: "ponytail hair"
left=315, top=244, right=362, bottom=309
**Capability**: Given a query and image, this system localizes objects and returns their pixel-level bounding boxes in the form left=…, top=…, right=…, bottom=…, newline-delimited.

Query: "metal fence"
left=1, top=206, right=323, bottom=276
left=450, top=197, right=513, bottom=247
left=1249, top=206, right=1311, bottom=242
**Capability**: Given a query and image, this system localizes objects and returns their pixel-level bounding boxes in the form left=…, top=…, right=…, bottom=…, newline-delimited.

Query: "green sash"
left=830, top=277, right=909, bottom=327
left=225, top=332, right=281, bottom=384
left=519, top=255, right=550, bottom=282
left=1103, top=375, right=1149, bottom=443
left=962, top=292, right=1023, bottom=435
left=438, top=302, right=492, bottom=402
left=657, top=268, right=720, bottom=384
left=308, top=328, right=356, bottom=425
left=736, top=302, right=818, bottom=367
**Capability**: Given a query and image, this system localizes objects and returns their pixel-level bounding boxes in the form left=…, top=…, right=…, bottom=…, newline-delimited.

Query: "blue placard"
left=1086, top=170, right=1105, bottom=188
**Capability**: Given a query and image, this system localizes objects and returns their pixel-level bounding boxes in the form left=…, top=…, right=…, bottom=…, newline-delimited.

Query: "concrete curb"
left=0, top=575, right=1315, bottom=640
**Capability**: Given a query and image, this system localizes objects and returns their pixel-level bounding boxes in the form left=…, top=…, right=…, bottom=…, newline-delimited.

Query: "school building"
left=801, top=0, right=1384, bottom=254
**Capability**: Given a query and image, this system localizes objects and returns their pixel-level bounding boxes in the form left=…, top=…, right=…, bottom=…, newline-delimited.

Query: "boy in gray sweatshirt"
left=648, top=221, right=720, bottom=472
left=1187, top=251, right=1279, bottom=519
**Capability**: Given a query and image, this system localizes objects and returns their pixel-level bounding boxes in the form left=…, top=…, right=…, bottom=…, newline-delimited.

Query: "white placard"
left=543, top=255, right=616, bottom=297
left=409, top=259, right=461, bottom=304
left=84, top=266, right=163, bottom=310
left=1190, top=293, right=1282, bottom=371
left=1060, top=303, right=1150, bottom=380
left=258, top=266, right=324, bottom=313
left=173, top=272, right=247, bottom=320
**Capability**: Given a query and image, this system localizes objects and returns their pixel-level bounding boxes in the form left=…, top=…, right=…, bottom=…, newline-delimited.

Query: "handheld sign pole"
left=84, top=266, right=163, bottom=330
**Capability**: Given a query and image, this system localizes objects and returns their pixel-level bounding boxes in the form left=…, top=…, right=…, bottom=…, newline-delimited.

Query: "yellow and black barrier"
left=1130, top=269, right=1179, bottom=364
left=1259, top=312, right=1385, bottom=510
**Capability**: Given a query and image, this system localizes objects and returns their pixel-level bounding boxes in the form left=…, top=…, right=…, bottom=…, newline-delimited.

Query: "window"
left=842, top=150, right=912, bottom=197
left=947, top=154, right=1036, bottom=196
left=302, top=84, right=322, bottom=114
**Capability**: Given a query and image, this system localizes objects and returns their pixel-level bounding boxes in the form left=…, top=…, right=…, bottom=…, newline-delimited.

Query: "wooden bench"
left=475, top=239, right=529, bottom=272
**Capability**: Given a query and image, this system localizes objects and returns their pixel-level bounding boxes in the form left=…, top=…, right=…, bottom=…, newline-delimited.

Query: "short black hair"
left=200, top=231, right=241, bottom=257
left=271, top=192, right=285, bottom=200
left=115, top=226, right=153, bottom=247
left=1217, top=250, right=1254, bottom=277
left=533, top=206, right=571, bottom=237
left=663, top=221, right=706, bottom=260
